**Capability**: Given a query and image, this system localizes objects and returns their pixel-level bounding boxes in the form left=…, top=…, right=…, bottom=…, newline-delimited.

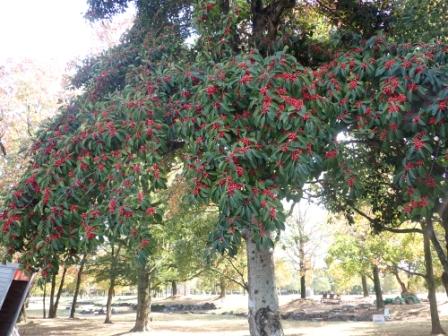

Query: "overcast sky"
left=0, top=0, right=132, bottom=64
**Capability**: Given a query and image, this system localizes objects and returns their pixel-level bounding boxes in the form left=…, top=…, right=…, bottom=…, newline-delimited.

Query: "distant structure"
left=0, top=264, right=33, bottom=336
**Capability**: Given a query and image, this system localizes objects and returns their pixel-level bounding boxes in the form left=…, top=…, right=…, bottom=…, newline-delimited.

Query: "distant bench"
left=320, top=292, right=341, bottom=304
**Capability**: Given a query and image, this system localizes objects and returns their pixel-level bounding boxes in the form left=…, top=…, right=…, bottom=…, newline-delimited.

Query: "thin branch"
left=211, top=267, right=248, bottom=291
left=223, top=255, right=246, bottom=285
left=393, top=265, right=426, bottom=278
left=178, top=269, right=205, bottom=283
left=349, top=204, right=375, bottom=223
left=0, top=140, right=6, bottom=156
left=381, top=227, right=423, bottom=234
left=285, top=201, right=297, bottom=217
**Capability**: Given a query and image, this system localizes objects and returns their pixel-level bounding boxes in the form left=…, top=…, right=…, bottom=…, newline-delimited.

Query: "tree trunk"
left=43, top=282, right=47, bottom=319
left=105, top=244, right=121, bottom=323
left=105, top=273, right=116, bottom=324
left=70, top=254, right=86, bottom=319
left=246, top=237, right=284, bottom=336
left=443, top=215, right=448, bottom=299
left=171, top=280, right=177, bottom=297
left=299, top=240, right=306, bottom=299
left=49, top=266, right=67, bottom=318
left=372, top=265, right=384, bottom=310
left=48, top=274, right=56, bottom=319
left=300, top=275, right=306, bottom=299
left=429, top=219, right=448, bottom=278
left=442, top=272, right=448, bottom=298
left=423, top=219, right=446, bottom=335
left=131, top=264, right=151, bottom=332
left=393, top=270, right=408, bottom=295
left=218, top=277, right=226, bottom=299
left=361, top=274, right=369, bottom=297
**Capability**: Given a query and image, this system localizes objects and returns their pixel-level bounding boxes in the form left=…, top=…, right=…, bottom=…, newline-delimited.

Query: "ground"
left=17, top=294, right=448, bottom=335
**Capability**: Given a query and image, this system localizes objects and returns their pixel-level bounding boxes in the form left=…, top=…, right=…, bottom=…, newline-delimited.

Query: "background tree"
left=281, top=203, right=326, bottom=299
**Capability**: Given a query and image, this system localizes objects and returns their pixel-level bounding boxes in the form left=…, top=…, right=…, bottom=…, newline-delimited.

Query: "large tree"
left=2, top=1, right=448, bottom=335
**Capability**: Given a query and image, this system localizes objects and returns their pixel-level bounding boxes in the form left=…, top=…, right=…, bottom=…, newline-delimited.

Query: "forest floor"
left=18, top=294, right=448, bottom=335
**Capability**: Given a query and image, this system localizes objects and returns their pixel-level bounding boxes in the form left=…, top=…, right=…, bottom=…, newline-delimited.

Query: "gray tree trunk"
left=442, top=272, right=448, bottom=298
left=218, top=277, right=226, bottom=299
left=246, top=237, right=284, bottom=336
left=361, top=274, right=369, bottom=297
left=70, top=254, right=86, bottom=319
left=393, top=270, right=408, bottom=295
left=423, top=219, right=446, bottom=335
left=104, top=274, right=116, bottom=324
left=49, top=266, right=67, bottom=318
left=48, top=274, right=56, bottom=319
left=105, top=245, right=120, bottom=324
left=131, top=264, right=151, bottom=332
left=43, top=282, right=47, bottom=319
left=372, top=265, right=384, bottom=310
left=299, top=239, right=306, bottom=299
left=171, top=280, right=177, bottom=297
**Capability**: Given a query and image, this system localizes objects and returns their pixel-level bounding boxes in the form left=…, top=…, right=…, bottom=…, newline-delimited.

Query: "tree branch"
left=381, top=227, right=423, bottom=234
left=0, top=140, right=6, bottom=156
left=211, top=267, right=248, bottom=291
left=223, top=255, right=247, bottom=287
left=392, top=265, right=426, bottom=278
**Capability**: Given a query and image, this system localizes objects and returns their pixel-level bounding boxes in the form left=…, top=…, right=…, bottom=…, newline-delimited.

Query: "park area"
left=1, top=0, right=448, bottom=336
left=17, top=294, right=448, bottom=335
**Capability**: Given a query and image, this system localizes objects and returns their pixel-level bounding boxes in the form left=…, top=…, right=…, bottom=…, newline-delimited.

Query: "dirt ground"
left=18, top=313, right=448, bottom=336
left=17, top=294, right=448, bottom=336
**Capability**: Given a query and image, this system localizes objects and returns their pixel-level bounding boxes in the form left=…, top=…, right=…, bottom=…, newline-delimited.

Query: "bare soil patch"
left=18, top=313, right=448, bottom=336
left=18, top=295, right=448, bottom=335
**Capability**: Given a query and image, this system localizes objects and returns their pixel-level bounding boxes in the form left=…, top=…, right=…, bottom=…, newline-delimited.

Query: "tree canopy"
left=2, top=1, right=448, bottom=335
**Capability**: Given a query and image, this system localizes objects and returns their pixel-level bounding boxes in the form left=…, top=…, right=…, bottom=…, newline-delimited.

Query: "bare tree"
left=282, top=202, right=327, bottom=298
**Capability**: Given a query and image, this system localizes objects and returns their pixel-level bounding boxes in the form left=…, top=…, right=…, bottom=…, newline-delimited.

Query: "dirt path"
left=18, top=313, right=448, bottom=336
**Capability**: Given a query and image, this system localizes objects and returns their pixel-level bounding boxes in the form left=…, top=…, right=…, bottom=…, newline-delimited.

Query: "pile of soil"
left=280, top=298, right=438, bottom=322
left=281, top=303, right=377, bottom=322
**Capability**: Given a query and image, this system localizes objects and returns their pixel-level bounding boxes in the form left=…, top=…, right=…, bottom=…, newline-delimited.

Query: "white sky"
left=0, top=0, right=133, bottom=64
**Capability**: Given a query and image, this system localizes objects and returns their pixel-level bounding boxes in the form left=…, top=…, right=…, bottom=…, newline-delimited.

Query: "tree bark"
left=442, top=272, right=448, bottom=298
left=246, top=237, right=284, bottom=336
left=429, top=217, right=448, bottom=298
left=372, top=265, right=384, bottom=310
left=70, top=254, right=87, bottom=319
left=361, top=274, right=369, bottom=297
left=49, top=266, right=67, bottom=318
left=423, top=219, right=446, bottom=335
left=105, top=273, right=116, bottom=324
left=393, top=270, right=408, bottom=295
left=171, top=280, right=177, bottom=297
left=131, top=263, right=151, bottom=332
left=218, top=277, right=226, bottom=299
left=442, top=213, right=448, bottom=298
left=43, top=282, right=47, bottom=319
left=250, top=0, right=296, bottom=53
left=300, top=275, right=306, bottom=299
left=105, top=244, right=121, bottom=324
left=299, top=240, right=306, bottom=299
left=48, top=274, right=56, bottom=319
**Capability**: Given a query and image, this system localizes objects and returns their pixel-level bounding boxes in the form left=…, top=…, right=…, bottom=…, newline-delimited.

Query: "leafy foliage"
left=1, top=1, right=448, bottom=281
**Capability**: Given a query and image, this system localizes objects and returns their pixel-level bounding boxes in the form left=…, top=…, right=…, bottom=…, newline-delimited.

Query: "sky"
left=0, top=0, right=132, bottom=64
